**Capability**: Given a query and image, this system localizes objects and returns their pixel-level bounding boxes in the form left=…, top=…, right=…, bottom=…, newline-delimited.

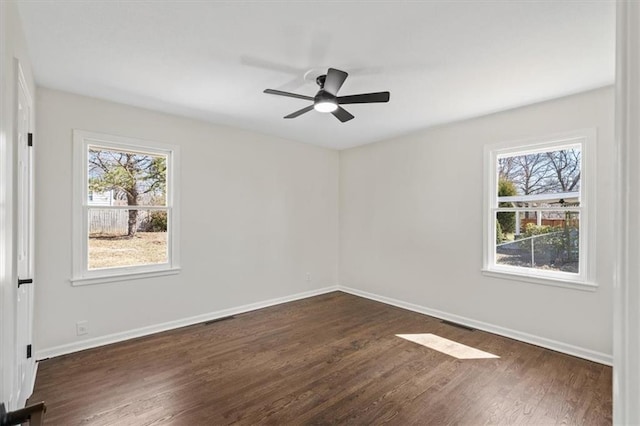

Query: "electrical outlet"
left=306, top=273, right=311, bottom=282
left=76, top=320, right=89, bottom=336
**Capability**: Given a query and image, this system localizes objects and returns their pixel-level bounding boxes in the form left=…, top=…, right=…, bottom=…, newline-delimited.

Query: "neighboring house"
left=88, top=190, right=114, bottom=206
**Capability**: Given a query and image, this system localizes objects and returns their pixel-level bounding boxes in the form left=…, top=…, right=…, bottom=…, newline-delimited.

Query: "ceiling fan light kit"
left=314, top=100, right=338, bottom=113
left=264, top=67, right=390, bottom=123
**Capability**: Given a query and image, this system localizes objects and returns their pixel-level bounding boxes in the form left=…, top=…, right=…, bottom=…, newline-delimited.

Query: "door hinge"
left=28, top=132, right=33, bottom=147
left=17, top=278, right=33, bottom=288
left=26, top=344, right=32, bottom=359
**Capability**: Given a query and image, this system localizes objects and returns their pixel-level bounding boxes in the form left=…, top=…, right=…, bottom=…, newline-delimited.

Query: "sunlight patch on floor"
left=396, top=333, right=500, bottom=359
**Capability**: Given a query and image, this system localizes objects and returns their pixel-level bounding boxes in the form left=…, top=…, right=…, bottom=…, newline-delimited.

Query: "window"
left=483, top=129, right=595, bottom=290
left=72, top=130, right=180, bottom=285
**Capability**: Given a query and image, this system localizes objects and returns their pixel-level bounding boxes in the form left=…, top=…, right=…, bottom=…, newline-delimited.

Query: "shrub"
left=523, top=223, right=557, bottom=237
left=496, top=220, right=504, bottom=244
left=497, top=178, right=517, bottom=233
left=145, top=211, right=167, bottom=232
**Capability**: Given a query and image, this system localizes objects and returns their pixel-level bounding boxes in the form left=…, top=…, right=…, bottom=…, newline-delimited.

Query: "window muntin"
left=73, top=131, right=180, bottom=285
left=484, top=131, right=594, bottom=287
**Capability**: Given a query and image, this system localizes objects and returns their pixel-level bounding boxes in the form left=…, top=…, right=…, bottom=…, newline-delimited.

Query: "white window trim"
left=482, top=128, right=597, bottom=290
left=71, top=130, right=181, bottom=286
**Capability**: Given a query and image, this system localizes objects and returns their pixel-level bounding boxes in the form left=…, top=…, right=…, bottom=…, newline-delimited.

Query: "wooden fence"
left=89, top=210, right=152, bottom=235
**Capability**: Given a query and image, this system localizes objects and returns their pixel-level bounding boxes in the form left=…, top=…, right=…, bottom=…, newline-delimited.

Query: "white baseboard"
left=26, top=361, right=38, bottom=404
left=338, top=285, right=613, bottom=366
left=16, top=361, right=37, bottom=409
left=36, top=285, right=339, bottom=360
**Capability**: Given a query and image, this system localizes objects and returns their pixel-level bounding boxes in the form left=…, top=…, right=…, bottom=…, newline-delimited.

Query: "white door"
left=15, top=62, right=35, bottom=408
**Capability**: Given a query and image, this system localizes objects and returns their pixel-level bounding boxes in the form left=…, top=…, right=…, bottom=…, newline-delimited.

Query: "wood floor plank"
left=28, top=292, right=612, bottom=425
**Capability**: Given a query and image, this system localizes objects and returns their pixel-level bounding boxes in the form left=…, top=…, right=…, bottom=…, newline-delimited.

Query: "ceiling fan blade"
left=331, top=106, right=355, bottom=123
left=264, top=89, right=314, bottom=101
left=284, top=105, right=314, bottom=119
left=337, top=92, right=390, bottom=104
left=323, top=68, right=348, bottom=95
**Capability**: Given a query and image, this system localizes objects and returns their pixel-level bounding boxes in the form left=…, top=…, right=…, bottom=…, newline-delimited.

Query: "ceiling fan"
left=263, top=67, right=390, bottom=123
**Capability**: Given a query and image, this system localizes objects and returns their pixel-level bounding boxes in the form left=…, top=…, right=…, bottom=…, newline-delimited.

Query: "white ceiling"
left=17, top=1, right=615, bottom=150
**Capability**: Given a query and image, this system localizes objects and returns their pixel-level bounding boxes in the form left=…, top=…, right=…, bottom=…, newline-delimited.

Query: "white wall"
left=0, top=0, right=36, bottom=409
left=34, top=88, right=339, bottom=355
left=340, top=87, right=614, bottom=362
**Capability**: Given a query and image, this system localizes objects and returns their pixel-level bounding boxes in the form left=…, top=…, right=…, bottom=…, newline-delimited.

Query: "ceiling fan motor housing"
left=314, top=89, right=336, bottom=106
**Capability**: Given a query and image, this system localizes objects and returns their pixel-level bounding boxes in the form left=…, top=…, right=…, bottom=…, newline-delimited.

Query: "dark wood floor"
left=29, top=292, right=611, bottom=425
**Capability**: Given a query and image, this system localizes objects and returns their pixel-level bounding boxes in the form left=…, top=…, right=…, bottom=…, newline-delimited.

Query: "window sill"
left=70, top=267, right=181, bottom=286
left=481, top=268, right=597, bottom=292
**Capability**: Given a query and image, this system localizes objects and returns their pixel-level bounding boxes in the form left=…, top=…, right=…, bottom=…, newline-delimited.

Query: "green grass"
left=88, top=232, right=167, bottom=270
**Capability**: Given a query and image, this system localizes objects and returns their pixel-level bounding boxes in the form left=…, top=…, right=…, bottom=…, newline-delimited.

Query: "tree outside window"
left=87, top=147, right=169, bottom=270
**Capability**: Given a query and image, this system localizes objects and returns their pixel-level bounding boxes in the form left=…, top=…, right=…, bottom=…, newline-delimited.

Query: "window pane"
left=497, top=147, right=581, bottom=203
left=495, top=210, right=579, bottom=274
left=88, top=208, right=168, bottom=270
left=88, top=147, right=167, bottom=207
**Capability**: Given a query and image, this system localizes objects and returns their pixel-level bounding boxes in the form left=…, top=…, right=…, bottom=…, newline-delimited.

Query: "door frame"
left=614, top=2, right=640, bottom=424
left=0, top=0, right=10, bottom=407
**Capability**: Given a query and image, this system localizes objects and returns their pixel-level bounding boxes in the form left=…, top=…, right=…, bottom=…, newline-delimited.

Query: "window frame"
left=482, top=129, right=597, bottom=291
left=71, top=130, right=181, bottom=286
